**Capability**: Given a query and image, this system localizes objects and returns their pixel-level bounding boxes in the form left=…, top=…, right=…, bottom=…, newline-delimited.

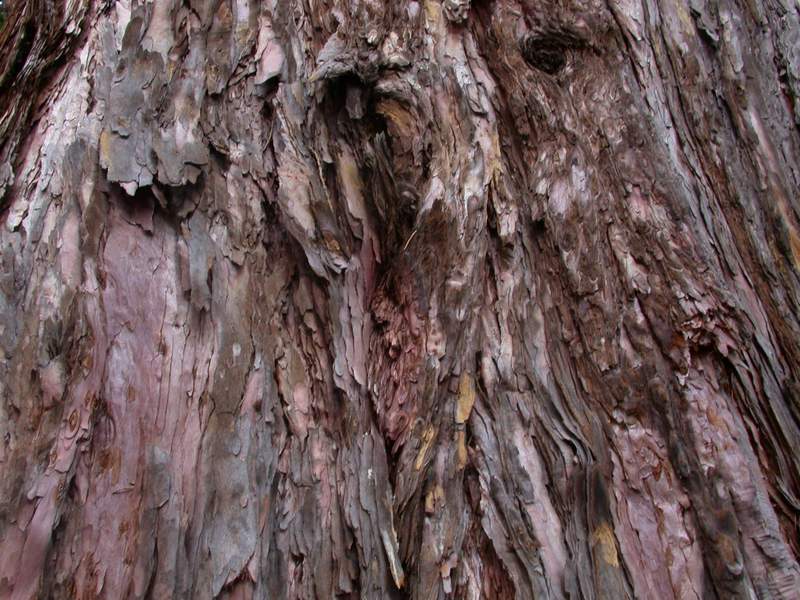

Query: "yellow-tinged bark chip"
left=455, top=372, right=476, bottom=424
left=592, top=522, right=620, bottom=567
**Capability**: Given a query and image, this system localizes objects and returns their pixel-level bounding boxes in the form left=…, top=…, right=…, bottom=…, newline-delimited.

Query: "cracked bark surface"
left=1, top=0, right=800, bottom=598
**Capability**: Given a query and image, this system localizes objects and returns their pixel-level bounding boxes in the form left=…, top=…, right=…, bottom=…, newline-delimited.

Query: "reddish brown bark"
left=1, top=0, right=800, bottom=598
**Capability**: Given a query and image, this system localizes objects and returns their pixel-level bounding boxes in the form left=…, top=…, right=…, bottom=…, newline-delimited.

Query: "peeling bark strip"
left=1, top=0, right=800, bottom=598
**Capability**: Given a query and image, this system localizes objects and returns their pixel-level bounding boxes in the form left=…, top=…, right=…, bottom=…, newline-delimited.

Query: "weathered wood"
left=1, top=0, right=800, bottom=598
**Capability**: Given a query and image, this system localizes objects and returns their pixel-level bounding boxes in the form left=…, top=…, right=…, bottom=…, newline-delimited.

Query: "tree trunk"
left=2, top=0, right=800, bottom=598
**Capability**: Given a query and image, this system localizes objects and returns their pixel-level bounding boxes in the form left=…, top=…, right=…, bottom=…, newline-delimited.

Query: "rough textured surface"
left=1, top=0, right=800, bottom=598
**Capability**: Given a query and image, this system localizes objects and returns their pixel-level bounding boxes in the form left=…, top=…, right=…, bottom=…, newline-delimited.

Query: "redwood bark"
left=1, top=0, right=800, bottom=598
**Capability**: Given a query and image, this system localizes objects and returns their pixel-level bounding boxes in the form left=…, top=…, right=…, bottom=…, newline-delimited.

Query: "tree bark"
left=1, top=0, right=800, bottom=598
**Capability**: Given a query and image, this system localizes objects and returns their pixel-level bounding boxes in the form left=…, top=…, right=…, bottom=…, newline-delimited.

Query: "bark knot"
left=520, top=30, right=585, bottom=75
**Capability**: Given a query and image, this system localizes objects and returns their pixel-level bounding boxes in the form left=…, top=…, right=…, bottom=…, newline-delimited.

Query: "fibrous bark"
left=1, top=0, right=800, bottom=598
